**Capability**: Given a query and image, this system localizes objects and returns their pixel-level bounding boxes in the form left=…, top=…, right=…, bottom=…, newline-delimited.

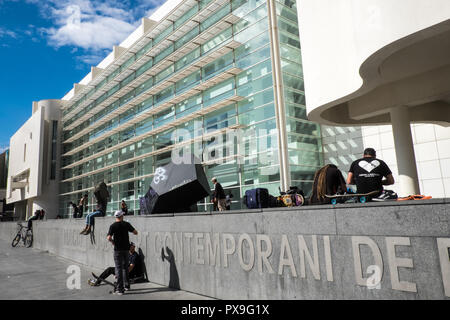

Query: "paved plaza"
left=0, top=238, right=213, bottom=300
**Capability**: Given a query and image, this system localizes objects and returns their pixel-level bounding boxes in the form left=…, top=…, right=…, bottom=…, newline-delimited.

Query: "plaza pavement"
left=0, top=238, right=213, bottom=300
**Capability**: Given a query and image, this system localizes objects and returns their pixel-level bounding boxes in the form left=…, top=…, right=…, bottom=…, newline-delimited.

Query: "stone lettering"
left=222, top=233, right=236, bottom=268
left=238, top=233, right=255, bottom=271
left=385, top=237, right=417, bottom=292
left=184, top=233, right=193, bottom=264
left=298, top=235, right=320, bottom=280
left=256, top=234, right=274, bottom=274
left=174, top=232, right=183, bottom=263
left=194, top=233, right=205, bottom=265
left=437, top=238, right=450, bottom=297
left=205, top=233, right=220, bottom=267
left=278, top=235, right=297, bottom=277
left=352, top=236, right=383, bottom=287
left=323, top=236, right=334, bottom=282
left=154, top=232, right=162, bottom=258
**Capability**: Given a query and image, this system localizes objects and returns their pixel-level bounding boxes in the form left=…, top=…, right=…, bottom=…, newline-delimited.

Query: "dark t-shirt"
left=107, top=221, right=135, bottom=251
left=96, top=199, right=107, bottom=215
left=128, top=251, right=143, bottom=279
left=214, top=182, right=226, bottom=200
left=310, top=164, right=346, bottom=204
left=349, top=157, right=392, bottom=195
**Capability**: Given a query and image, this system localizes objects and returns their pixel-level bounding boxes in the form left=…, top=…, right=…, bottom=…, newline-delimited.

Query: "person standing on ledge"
left=107, top=210, right=138, bottom=295
left=347, top=147, right=394, bottom=197
left=211, top=177, right=226, bottom=211
left=80, top=182, right=109, bottom=235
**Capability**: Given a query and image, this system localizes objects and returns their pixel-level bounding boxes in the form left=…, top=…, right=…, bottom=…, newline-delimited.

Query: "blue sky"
left=0, top=0, right=165, bottom=152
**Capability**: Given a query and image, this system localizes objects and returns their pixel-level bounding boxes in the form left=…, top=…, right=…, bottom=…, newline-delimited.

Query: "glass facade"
left=59, top=0, right=322, bottom=217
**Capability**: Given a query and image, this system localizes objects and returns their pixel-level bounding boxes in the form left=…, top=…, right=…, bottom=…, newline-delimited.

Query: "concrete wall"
left=1, top=200, right=450, bottom=299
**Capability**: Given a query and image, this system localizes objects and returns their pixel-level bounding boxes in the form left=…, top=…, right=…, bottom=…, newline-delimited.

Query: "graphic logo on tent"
left=153, top=167, right=167, bottom=184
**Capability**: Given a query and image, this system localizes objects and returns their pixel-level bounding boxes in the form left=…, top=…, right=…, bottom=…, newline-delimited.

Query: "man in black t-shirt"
left=347, top=148, right=394, bottom=197
left=107, top=210, right=138, bottom=295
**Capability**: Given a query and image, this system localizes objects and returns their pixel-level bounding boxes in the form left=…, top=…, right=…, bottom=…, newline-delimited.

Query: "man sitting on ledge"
left=347, top=147, right=395, bottom=198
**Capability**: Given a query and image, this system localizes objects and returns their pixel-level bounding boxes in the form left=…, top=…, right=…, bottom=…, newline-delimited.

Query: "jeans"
left=114, top=250, right=129, bottom=292
left=85, top=210, right=103, bottom=226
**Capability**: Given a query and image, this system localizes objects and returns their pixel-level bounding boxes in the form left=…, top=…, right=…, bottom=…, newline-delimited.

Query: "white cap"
left=114, top=210, right=124, bottom=218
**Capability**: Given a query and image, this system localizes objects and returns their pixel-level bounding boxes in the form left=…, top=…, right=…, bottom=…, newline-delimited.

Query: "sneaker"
left=124, top=286, right=130, bottom=291
left=114, top=291, right=124, bottom=296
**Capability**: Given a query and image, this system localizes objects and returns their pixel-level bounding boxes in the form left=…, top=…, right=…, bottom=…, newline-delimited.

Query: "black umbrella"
left=140, top=156, right=210, bottom=214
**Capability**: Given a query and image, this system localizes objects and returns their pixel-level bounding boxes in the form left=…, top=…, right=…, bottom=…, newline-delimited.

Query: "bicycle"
left=11, top=223, right=33, bottom=248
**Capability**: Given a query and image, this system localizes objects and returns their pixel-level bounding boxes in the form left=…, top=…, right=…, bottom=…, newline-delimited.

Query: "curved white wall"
left=297, top=0, right=450, bottom=125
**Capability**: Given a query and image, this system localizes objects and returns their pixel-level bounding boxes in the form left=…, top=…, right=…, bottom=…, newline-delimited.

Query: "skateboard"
left=325, top=190, right=380, bottom=205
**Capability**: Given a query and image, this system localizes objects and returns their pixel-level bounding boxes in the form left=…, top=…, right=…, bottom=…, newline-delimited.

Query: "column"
left=390, top=106, right=420, bottom=196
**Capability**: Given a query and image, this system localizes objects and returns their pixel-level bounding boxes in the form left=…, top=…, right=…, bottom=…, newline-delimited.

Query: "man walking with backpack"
left=107, top=210, right=138, bottom=295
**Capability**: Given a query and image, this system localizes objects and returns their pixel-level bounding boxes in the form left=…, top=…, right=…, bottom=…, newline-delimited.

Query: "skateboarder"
left=88, top=242, right=144, bottom=288
left=309, top=164, right=347, bottom=204
left=107, top=210, right=138, bottom=295
left=347, top=148, right=394, bottom=198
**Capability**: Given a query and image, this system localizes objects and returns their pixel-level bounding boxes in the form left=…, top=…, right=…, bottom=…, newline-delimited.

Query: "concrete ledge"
left=1, top=199, right=449, bottom=299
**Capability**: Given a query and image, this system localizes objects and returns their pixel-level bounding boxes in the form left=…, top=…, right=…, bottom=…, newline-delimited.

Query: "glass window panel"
left=201, top=27, right=232, bottom=54
left=288, top=150, right=321, bottom=166
left=239, top=103, right=275, bottom=125
left=237, top=72, right=273, bottom=97
left=153, top=24, right=173, bottom=45
left=119, top=144, right=135, bottom=162
left=233, top=4, right=267, bottom=33
left=155, top=64, right=174, bottom=84
left=238, top=88, right=274, bottom=113
left=236, top=45, right=271, bottom=70
left=135, top=137, right=153, bottom=156
left=175, top=47, right=200, bottom=71
left=234, top=18, right=268, bottom=43
left=281, top=58, right=302, bottom=76
left=154, top=106, right=175, bottom=128
left=119, top=162, right=135, bottom=180
left=155, top=85, right=174, bottom=105
left=202, top=51, right=233, bottom=80
left=135, top=116, right=153, bottom=136
left=176, top=70, right=201, bottom=93
left=154, top=44, right=174, bottom=64
left=236, top=59, right=272, bottom=87
left=174, top=5, right=198, bottom=29
left=286, top=118, right=320, bottom=137
left=282, top=73, right=304, bottom=91
left=201, top=3, right=230, bottom=32
left=136, top=58, right=153, bottom=78
left=275, top=2, right=298, bottom=22
left=175, top=26, right=199, bottom=50
left=287, top=134, right=322, bottom=152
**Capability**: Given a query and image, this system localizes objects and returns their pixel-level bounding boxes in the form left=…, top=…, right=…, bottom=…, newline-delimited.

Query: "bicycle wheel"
left=11, top=233, right=20, bottom=247
left=25, top=231, right=33, bottom=248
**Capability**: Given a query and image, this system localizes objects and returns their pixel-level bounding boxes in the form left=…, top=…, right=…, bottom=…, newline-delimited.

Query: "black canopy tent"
left=140, top=156, right=210, bottom=214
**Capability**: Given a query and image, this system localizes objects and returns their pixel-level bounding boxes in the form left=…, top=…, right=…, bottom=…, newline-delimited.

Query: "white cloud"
left=0, top=28, right=18, bottom=39
left=25, top=0, right=169, bottom=65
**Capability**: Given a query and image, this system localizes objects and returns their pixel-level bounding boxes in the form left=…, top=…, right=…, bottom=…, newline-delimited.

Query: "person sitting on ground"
left=347, top=148, right=394, bottom=198
left=27, top=210, right=40, bottom=230
left=88, top=242, right=144, bottom=288
left=211, top=177, right=226, bottom=211
left=309, top=164, right=347, bottom=205
left=80, top=182, right=109, bottom=235
left=121, top=200, right=128, bottom=216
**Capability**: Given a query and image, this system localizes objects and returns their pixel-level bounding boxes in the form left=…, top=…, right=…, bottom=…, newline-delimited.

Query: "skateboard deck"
left=325, top=190, right=380, bottom=204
